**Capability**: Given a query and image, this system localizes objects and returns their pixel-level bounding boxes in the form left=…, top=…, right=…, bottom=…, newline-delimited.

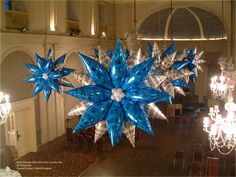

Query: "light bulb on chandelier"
left=0, top=91, right=12, bottom=125
left=210, top=73, right=228, bottom=100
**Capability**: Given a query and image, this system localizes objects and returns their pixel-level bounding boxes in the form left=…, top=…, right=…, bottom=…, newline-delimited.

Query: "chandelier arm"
left=210, top=138, right=216, bottom=151
left=204, top=127, right=210, bottom=133
left=216, top=144, right=235, bottom=155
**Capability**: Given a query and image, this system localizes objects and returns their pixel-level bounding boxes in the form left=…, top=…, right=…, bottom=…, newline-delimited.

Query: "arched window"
left=138, top=7, right=226, bottom=40
left=4, top=0, right=12, bottom=10
left=1, top=51, right=34, bottom=102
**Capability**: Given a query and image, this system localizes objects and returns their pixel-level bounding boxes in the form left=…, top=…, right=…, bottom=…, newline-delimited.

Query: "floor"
left=15, top=111, right=235, bottom=177
left=82, top=113, right=235, bottom=176
left=81, top=116, right=204, bottom=176
left=15, top=136, right=111, bottom=177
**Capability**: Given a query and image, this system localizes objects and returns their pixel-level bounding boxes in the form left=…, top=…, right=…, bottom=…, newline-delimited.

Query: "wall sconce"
left=91, top=22, right=95, bottom=36
left=50, top=20, right=56, bottom=31
left=49, top=1, right=56, bottom=31
left=101, top=32, right=106, bottom=38
left=90, top=1, right=95, bottom=36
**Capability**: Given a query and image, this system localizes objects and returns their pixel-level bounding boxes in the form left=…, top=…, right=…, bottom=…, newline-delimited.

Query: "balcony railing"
left=5, top=10, right=28, bottom=30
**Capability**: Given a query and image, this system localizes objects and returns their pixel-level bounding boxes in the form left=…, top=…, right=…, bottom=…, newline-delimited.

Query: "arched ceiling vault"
left=138, top=7, right=227, bottom=41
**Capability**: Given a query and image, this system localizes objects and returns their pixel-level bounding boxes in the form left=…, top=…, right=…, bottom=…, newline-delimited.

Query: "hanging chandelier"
left=210, top=57, right=235, bottom=100
left=210, top=74, right=227, bottom=100
left=203, top=0, right=236, bottom=155
left=0, top=91, right=11, bottom=125
left=203, top=101, right=236, bottom=155
left=203, top=59, right=236, bottom=155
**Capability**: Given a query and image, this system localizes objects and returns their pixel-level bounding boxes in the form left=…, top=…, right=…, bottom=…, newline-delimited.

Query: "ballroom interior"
left=0, top=0, right=236, bottom=176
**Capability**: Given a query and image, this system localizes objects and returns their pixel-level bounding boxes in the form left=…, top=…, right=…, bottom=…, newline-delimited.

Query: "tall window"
left=4, top=0, right=12, bottom=10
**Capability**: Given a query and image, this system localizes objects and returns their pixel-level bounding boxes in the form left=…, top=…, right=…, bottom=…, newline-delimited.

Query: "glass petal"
left=24, top=76, right=37, bottom=83
left=107, top=101, right=125, bottom=146
left=122, top=57, right=155, bottom=90
left=171, top=79, right=189, bottom=89
left=33, top=80, right=45, bottom=95
left=48, top=78, right=60, bottom=93
left=187, top=48, right=197, bottom=62
left=60, top=68, right=75, bottom=76
left=107, top=50, right=113, bottom=58
left=43, top=87, right=52, bottom=102
left=73, top=101, right=112, bottom=132
left=59, top=77, right=74, bottom=87
left=125, top=87, right=171, bottom=104
left=49, top=72, right=61, bottom=79
left=121, top=99, right=154, bottom=135
left=54, top=54, right=66, bottom=65
left=94, top=48, right=99, bottom=58
left=190, top=74, right=197, bottom=82
left=109, top=40, right=128, bottom=88
left=65, top=85, right=111, bottom=103
left=172, top=60, right=190, bottom=71
left=79, top=53, right=113, bottom=89
left=147, top=43, right=152, bottom=58
left=25, top=64, right=41, bottom=74
left=188, top=63, right=196, bottom=71
left=44, top=59, right=54, bottom=73
left=162, top=43, right=175, bottom=58
left=46, top=48, right=53, bottom=59
left=35, top=53, right=46, bottom=70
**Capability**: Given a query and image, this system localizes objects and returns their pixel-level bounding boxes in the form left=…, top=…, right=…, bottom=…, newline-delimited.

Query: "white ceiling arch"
left=136, top=1, right=230, bottom=38
left=138, top=6, right=226, bottom=40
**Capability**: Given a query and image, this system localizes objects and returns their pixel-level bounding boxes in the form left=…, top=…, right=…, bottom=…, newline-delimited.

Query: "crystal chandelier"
left=203, top=59, right=236, bottom=155
left=210, top=57, right=235, bottom=100
left=0, top=91, right=12, bottom=125
left=210, top=74, right=228, bottom=100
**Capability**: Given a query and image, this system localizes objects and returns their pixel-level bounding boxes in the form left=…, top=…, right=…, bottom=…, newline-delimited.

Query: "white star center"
left=42, top=73, right=49, bottom=80
left=111, top=88, right=125, bottom=102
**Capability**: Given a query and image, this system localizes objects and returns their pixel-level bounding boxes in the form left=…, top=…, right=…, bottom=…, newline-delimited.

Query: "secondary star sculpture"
left=146, top=42, right=204, bottom=97
left=65, top=40, right=171, bottom=146
left=183, top=47, right=205, bottom=82
left=25, top=49, right=74, bottom=101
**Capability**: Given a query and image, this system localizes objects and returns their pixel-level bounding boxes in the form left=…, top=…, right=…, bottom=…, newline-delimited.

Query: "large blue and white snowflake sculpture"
left=65, top=40, right=171, bottom=146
